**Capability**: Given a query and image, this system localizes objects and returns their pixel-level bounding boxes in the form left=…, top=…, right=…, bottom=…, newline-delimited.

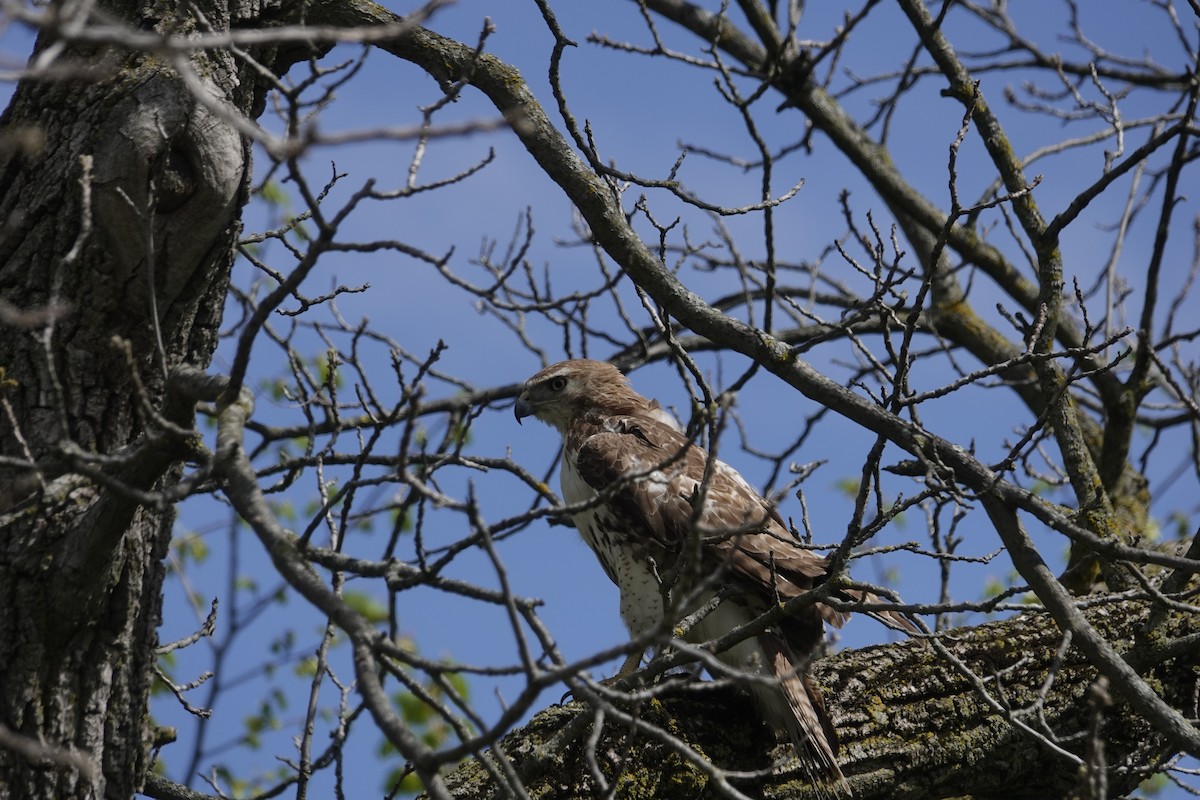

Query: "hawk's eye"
left=548, top=377, right=568, bottom=392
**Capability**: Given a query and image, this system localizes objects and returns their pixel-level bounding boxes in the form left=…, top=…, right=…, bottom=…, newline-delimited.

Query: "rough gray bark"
left=439, top=604, right=1196, bottom=800
left=0, top=2, right=311, bottom=797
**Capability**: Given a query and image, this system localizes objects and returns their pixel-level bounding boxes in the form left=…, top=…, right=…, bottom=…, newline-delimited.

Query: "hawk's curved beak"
left=513, top=395, right=535, bottom=425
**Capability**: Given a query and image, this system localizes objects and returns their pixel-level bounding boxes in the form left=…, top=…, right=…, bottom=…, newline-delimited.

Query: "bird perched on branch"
left=515, top=359, right=914, bottom=795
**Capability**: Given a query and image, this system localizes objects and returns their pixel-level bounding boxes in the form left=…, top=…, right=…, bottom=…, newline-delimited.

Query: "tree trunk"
left=0, top=2, right=304, bottom=796
left=438, top=604, right=1196, bottom=800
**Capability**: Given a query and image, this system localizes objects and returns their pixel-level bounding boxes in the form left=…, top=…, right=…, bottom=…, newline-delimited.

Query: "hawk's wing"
left=572, top=414, right=838, bottom=614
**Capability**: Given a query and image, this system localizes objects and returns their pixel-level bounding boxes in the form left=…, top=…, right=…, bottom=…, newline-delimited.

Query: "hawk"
left=515, top=359, right=900, bottom=794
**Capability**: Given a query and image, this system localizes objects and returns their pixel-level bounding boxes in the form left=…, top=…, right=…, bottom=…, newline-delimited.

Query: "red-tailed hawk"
left=515, top=359, right=896, bottom=795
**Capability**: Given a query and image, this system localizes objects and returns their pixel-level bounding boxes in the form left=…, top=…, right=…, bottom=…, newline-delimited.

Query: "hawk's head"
left=514, top=359, right=639, bottom=432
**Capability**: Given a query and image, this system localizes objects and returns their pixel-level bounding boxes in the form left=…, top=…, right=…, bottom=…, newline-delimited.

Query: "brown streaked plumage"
left=516, top=359, right=904, bottom=795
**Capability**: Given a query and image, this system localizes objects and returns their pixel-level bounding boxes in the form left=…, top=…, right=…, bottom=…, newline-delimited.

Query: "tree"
left=0, top=1, right=1197, bottom=798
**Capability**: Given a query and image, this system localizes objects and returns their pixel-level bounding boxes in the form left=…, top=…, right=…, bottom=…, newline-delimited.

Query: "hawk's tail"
left=757, top=636, right=851, bottom=797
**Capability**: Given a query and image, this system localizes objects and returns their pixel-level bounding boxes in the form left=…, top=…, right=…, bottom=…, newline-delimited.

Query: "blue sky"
left=3, top=1, right=1197, bottom=797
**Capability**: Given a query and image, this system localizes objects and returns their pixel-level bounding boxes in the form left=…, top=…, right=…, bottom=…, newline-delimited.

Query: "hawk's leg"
left=591, top=649, right=646, bottom=689
left=610, top=650, right=644, bottom=682
left=607, top=645, right=703, bottom=685
left=557, top=649, right=647, bottom=704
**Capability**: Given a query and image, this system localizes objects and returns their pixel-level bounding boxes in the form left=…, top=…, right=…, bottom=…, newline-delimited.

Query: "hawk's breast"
left=561, top=446, right=665, bottom=638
